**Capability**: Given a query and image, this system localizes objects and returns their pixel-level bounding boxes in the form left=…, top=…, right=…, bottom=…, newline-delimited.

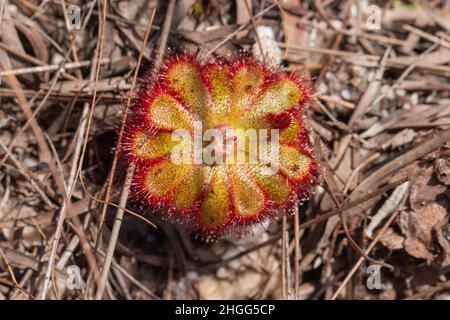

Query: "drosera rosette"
left=122, top=51, right=317, bottom=241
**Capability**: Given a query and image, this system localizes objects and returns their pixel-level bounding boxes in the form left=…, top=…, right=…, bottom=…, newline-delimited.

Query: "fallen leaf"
left=399, top=203, right=448, bottom=261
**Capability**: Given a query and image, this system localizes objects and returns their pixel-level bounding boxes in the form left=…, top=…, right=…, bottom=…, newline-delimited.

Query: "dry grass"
left=0, top=0, right=449, bottom=300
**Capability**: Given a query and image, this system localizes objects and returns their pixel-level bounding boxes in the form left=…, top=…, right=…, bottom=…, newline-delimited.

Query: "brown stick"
left=95, top=7, right=158, bottom=300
